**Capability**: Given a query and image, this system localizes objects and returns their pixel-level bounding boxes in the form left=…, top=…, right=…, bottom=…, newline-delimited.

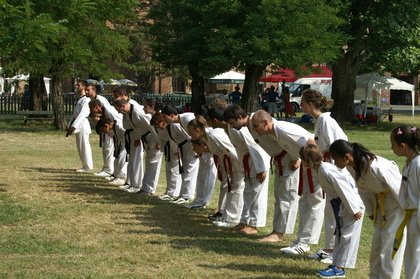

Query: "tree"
left=148, top=0, right=343, bottom=113
left=330, top=0, right=420, bottom=121
left=148, top=0, right=239, bottom=112
left=0, top=0, right=138, bottom=129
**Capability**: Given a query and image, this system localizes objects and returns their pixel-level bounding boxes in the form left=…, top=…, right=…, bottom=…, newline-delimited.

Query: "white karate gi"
left=399, top=155, right=420, bottom=279
left=348, top=156, right=405, bottom=279
left=251, top=131, right=299, bottom=234
left=273, top=119, right=325, bottom=245
left=167, top=122, right=199, bottom=200
left=122, top=104, right=152, bottom=188
left=141, top=126, right=163, bottom=194
left=318, top=162, right=365, bottom=269
left=95, top=95, right=119, bottom=174
left=193, top=152, right=217, bottom=206
left=156, top=125, right=181, bottom=198
left=315, top=112, right=348, bottom=250
left=228, top=125, right=271, bottom=228
left=69, top=95, right=93, bottom=170
left=205, top=127, right=244, bottom=223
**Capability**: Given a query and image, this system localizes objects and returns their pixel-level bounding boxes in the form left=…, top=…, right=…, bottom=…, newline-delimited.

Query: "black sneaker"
left=208, top=211, right=223, bottom=221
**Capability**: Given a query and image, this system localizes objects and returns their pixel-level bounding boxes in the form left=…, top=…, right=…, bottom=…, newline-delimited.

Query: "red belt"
left=298, top=167, right=315, bottom=196
left=243, top=153, right=250, bottom=179
left=273, top=150, right=288, bottom=176
left=223, top=155, right=233, bottom=192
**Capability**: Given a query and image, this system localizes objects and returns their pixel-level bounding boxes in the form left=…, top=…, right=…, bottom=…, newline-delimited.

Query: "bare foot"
left=239, top=226, right=258, bottom=235
left=258, top=232, right=283, bottom=242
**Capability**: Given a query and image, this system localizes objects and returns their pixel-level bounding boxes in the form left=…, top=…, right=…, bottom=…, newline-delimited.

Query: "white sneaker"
left=213, top=220, right=238, bottom=228
left=108, top=178, right=126, bottom=186
left=184, top=203, right=206, bottom=209
left=280, top=242, right=310, bottom=255
left=76, top=168, right=91, bottom=173
left=94, top=171, right=111, bottom=177
left=171, top=197, right=188, bottom=204
left=125, top=187, right=141, bottom=193
left=119, top=184, right=130, bottom=190
left=104, top=175, right=115, bottom=181
left=308, top=250, right=333, bottom=264
left=159, top=194, right=174, bottom=201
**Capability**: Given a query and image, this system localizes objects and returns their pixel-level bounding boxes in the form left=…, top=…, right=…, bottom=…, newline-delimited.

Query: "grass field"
left=0, top=115, right=416, bottom=278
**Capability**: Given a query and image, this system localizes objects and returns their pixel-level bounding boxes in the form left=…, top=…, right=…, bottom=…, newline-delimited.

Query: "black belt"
left=330, top=198, right=342, bottom=241
left=178, top=139, right=188, bottom=173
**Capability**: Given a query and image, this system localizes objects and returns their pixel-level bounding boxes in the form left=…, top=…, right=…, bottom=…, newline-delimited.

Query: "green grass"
left=0, top=115, right=416, bottom=278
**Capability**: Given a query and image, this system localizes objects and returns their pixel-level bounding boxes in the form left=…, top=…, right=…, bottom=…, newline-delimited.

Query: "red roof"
left=259, top=66, right=332, bottom=82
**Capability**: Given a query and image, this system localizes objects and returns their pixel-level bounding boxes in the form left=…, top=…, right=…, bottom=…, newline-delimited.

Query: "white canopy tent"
left=209, top=70, right=245, bottom=84
left=355, top=72, right=415, bottom=117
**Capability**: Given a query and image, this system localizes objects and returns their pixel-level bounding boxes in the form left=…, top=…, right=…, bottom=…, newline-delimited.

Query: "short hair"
left=206, top=106, right=225, bottom=122
left=89, top=99, right=102, bottom=109
left=113, top=89, right=128, bottom=98
left=113, top=98, right=129, bottom=108
left=223, top=105, right=247, bottom=122
left=161, top=105, right=178, bottom=116
left=76, top=79, right=87, bottom=86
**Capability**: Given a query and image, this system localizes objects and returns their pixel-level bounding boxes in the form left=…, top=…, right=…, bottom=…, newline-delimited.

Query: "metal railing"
left=0, top=93, right=208, bottom=115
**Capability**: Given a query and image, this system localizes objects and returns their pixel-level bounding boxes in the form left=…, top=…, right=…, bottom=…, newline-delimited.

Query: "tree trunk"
left=51, top=77, right=66, bottom=130
left=28, top=75, right=47, bottom=111
left=189, top=71, right=206, bottom=114
left=241, top=65, right=265, bottom=113
left=331, top=48, right=362, bottom=122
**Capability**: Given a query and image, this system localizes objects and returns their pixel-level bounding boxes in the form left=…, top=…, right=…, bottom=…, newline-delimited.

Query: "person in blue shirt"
left=228, top=85, right=242, bottom=105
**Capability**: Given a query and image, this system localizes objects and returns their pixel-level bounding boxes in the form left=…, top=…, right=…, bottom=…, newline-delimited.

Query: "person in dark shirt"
left=228, top=85, right=242, bottom=105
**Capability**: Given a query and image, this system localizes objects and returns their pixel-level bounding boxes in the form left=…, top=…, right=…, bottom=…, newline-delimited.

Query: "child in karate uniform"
left=390, top=125, right=420, bottom=279
left=300, top=144, right=364, bottom=278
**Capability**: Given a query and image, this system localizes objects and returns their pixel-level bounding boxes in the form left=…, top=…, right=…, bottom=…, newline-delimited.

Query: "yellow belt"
left=392, top=209, right=416, bottom=259
left=373, top=189, right=390, bottom=227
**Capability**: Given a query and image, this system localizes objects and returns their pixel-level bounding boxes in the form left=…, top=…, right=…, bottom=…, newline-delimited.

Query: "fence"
left=0, top=93, right=206, bottom=115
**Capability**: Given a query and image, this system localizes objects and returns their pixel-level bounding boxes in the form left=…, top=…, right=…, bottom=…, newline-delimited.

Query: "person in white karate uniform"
left=330, top=139, right=405, bottom=279
left=139, top=99, right=163, bottom=195
left=67, top=80, right=93, bottom=172
left=114, top=98, right=155, bottom=194
left=301, top=89, right=348, bottom=264
left=252, top=110, right=325, bottom=255
left=95, top=116, right=127, bottom=186
left=86, top=84, right=117, bottom=177
left=390, top=126, right=420, bottom=279
left=188, top=138, right=218, bottom=209
left=248, top=112, right=299, bottom=242
left=160, top=106, right=199, bottom=204
left=223, top=105, right=271, bottom=235
left=300, top=144, right=364, bottom=278
left=187, top=116, right=245, bottom=228
left=151, top=113, right=182, bottom=201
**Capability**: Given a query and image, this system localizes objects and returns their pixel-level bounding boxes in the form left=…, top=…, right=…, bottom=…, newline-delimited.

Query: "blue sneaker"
left=317, top=265, right=345, bottom=278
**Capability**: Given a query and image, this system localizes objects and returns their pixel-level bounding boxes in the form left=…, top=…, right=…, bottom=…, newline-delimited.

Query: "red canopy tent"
left=258, top=69, right=296, bottom=82
left=259, top=66, right=332, bottom=82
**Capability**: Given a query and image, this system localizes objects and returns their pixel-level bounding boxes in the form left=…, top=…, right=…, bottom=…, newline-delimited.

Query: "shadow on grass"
left=29, top=166, right=319, bottom=277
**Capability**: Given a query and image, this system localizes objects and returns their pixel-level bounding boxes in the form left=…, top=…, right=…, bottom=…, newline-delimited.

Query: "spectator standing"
left=228, top=85, right=242, bottom=105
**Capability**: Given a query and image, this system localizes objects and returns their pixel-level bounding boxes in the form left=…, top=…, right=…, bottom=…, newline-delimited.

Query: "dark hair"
left=299, top=144, right=323, bottom=170
left=89, top=99, right=103, bottom=109
left=95, top=116, right=114, bottom=134
left=391, top=125, right=420, bottom=152
left=206, top=106, right=225, bottom=121
left=161, top=105, right=178, bottom=116
left=113, top=98, right=129, bottom=108
left=76, top=79, right=87, bottom=86
left=150, top=112, right=166, bottom=126
left=144, top=99, right=163, bottom=112
left=301, top=89, right=334, bottom=112
left=329, top=139, right=376, bottom=181
left=223, top=104, right=247, bottom=122
left=113, top=89, right=128, bottom=98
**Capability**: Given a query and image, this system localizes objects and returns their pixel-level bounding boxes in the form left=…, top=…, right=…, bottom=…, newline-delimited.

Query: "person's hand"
left=289, top=159, right=301, bottom=171
left=256, top=171, right=267, bottom=183
left=67, top=126, right=76, bottom=135
left=354, top=211, right=363, bottom=220
left=134, top=139, right=141, bottom=147
left=155, top=143, right=160, bottom=150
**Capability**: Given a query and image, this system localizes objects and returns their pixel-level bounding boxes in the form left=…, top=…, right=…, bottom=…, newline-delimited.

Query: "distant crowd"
left=66, top=79, right=420, bottom=278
